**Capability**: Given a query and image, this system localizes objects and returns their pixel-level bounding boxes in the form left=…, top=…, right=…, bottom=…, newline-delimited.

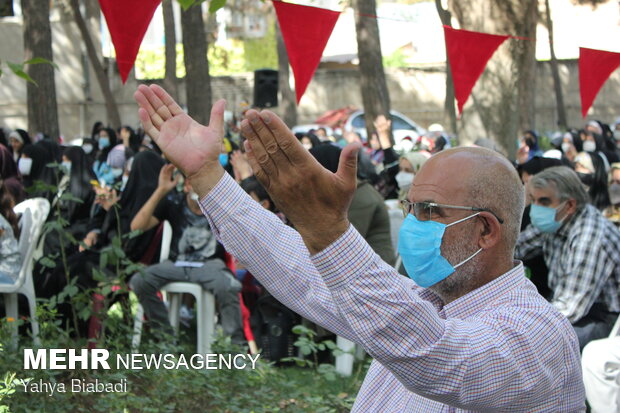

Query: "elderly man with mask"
left=135, top=84, right=584, bottom=411
left=516, top=166, right=620, bottom=349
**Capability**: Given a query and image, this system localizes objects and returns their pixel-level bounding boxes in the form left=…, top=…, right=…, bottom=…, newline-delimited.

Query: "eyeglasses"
left=400, top=200, right=504, bottom=224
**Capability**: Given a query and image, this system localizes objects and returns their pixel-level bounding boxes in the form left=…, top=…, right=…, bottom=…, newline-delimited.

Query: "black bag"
left=250, top=294, right=298, bottom=363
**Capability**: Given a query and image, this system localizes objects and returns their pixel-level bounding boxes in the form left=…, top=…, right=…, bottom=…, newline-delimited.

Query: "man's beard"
left=430, top=239, right=482, bottom=304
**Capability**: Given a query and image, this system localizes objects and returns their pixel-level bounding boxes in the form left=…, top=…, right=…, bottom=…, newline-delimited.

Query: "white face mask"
left=561, top=142, right=572, bottom=154
left=583, top=140, right=596, bottom=153
left=120, top=175, right=129, bottom=191
left=614, top=130, right=620, bottom=142
left=82, top=144, right=93, bottom=154
left=18, top=157, right=33, bottom=176
left=302, top=143, right=313, bottom=151
left=395, top=171, right=415, bottom=190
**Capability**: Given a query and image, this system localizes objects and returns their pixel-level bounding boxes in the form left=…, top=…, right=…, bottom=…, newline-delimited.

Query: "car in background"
left=344, top=110, right=426, bottom=152
left=291, top=124, right=334, bottom=137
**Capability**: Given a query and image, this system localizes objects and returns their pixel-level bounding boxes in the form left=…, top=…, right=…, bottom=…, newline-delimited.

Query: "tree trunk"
left=22, top=0, right=59, bottom=140
left=181, top=3, right=212, bottom=125
left=352, top=0, right=392, bottom=144
left=434, top=0, right=457, bottom=135
left=544, top=0, right=567, bottom=130
left=276, top=21, right=297, bottom=127
left=514, top=0, right=538, bottom=134
left=69, top=0, right=121, bottom=130
left=162, top=0, right=179, bottom=101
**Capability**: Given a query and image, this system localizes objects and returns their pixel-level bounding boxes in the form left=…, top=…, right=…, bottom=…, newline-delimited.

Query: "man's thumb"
left=337, top=142, right=361, bottom=185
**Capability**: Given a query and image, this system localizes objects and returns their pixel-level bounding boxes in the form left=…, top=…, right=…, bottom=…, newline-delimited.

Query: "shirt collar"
left=440, top=262, right=527, bottom=319
left=556, top=205, right=588, bottom=237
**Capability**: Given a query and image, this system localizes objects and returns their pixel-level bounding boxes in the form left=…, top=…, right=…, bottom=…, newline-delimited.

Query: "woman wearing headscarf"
left=20, top=143, right=57, bottom=201
left=40, top=146, right=98, bottom=257
left=8, top=129, right=31, bottom=163
left=574, top=151, right=611, bottom=211
left=0, top=144, right=25, bottom=204
left=0, top=179, right=21, bottom=284
left=93, top=127, right=119, bottom=186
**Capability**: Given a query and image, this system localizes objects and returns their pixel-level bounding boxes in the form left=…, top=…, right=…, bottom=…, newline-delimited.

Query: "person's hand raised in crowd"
left=230, top=150, right=253, bottom=182
left=134, top=84, right=226, bottom=196
left=79, top=230, right=98, bottom=252
left=157, top=163, right=180, bottom=194
left=241, top=109, right=361, bottom=254
left=516, top=139, right=530, bottom=164
left=373, top=114, right=393, bottom=149
left=94, top=186, right=119, bottom=211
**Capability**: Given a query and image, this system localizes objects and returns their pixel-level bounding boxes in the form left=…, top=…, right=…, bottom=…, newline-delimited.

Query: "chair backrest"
left=12, top=198, right=50, bottom=287
left=159, top=220, right=173, bottom=263
left=610, top=314, right=620, bottom=338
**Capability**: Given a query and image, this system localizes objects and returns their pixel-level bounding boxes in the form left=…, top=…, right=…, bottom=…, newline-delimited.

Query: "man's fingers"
left=135, top=89, right=165, bottom=129
left=208, top=99, right=227, bottom=136
left=138, top=108, right=160, bottom=141
left=151, top=84, right=184, bottom=116
left=241, top=117, right=279, bottom=178
left=337, top=142, right=361, bottom=189
left=244, top=140, right=270, bottom=189
left=258, top=110, right=309, bottom=165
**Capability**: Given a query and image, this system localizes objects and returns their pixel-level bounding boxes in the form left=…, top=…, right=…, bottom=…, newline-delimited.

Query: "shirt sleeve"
left=552, top=223, right=614, bottom=323
left=514, top=224, right=544, bottom=261
left=198, top=173, right=360, bottom=342
left=311, top=226, right=574, bottom=409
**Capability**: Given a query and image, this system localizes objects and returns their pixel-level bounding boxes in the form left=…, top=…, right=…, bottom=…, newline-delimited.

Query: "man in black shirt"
left=129, top=164, right=244, bottom=344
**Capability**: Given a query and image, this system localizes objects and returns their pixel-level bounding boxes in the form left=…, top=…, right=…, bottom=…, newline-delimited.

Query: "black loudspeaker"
left=253, top=69, right=278, bottom=108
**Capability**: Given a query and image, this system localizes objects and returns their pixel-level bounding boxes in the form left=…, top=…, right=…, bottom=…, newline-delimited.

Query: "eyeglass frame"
left=400, top=200, right=504, bottom=224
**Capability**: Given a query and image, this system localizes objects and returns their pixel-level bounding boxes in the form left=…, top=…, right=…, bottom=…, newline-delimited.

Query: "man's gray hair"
left=529, top=166, right=589, bottom=209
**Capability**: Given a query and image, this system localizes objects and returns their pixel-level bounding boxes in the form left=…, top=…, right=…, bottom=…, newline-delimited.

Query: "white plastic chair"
left=1, top=198, right=50, bottom=347
left=132, top=220, right=216, bottom=354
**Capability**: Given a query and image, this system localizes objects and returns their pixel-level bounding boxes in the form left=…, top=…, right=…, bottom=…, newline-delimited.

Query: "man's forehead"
left=409, top=158, right=472, bottom=202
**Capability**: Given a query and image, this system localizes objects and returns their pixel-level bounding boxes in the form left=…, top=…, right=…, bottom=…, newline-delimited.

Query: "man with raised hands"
left=134, top=84, right=584, bottom=412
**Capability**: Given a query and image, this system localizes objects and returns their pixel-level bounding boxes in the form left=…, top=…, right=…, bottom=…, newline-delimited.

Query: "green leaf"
left=23, top=57, right=59, bottom=69
left=7, top=61, right=36, bottom=85
left=39, top=257, right=57, bottom=269
left=59, top=192, right=84, bottom=204
left=209, top=0, right=226, bottom=13
left=177, top=0, right=195, bottom=11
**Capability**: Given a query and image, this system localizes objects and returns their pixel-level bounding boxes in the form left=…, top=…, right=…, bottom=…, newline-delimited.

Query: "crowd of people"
left=1, top=92, right=620, bottom=410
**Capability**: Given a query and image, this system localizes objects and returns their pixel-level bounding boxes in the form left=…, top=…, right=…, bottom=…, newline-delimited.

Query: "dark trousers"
left=573, top=303, right=619, bottom=351
left=130, top=259, right=244, bottom=345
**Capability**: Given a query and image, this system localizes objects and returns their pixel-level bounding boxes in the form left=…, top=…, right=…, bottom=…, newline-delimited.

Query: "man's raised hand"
left=240, top=109, right=361, bottom=254
left=134, top=84, right=226, bottom=195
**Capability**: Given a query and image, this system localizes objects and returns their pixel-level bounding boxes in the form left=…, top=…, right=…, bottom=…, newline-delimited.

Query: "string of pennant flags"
left=99, top=0, right=620, bottom=119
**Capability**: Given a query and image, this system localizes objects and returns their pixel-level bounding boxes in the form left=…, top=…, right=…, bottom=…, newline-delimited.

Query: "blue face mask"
left=219, top=153, right=229, bottom=167
left=99, top=137, right=110, bottom=150
left=529, top=202, right=566, bottom=233
left=398, top=213, right=482, bottom=288
left=61, top=161, right=72, bottom=175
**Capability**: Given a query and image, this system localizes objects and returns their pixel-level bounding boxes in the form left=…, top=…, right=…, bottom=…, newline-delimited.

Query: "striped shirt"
left=199, top=173, right=585, bottom=412
left=516, top=204, right=620, bottom=323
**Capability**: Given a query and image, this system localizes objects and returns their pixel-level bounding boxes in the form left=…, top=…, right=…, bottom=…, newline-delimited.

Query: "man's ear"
left=477, top=212, right=502, bottom=250
left=564, top=198, right=577, bottom=217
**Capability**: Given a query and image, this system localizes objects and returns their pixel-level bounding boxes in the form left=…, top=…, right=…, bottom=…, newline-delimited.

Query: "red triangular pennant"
left=443, top=25, right=509, bottom=115
left=579, top=47, right=620, bottom=118
left=99, top=0, right=161, bottom=84
left=274, top=1, right=340, bottom=104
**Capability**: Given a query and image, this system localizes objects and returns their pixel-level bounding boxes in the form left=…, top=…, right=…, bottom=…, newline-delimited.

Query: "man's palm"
left=158, top=114, right=220, bottom=177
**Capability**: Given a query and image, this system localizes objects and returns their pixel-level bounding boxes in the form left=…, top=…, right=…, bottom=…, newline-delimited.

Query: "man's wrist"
left=298, top=220, right=350, bottom=255
left=188, top=162, right=226, bottom=198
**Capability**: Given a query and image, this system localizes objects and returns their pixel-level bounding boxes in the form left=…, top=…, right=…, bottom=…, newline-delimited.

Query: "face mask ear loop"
left=445, top=212, right=480, bottom=228
left=453, top=248, right=483, bottom=269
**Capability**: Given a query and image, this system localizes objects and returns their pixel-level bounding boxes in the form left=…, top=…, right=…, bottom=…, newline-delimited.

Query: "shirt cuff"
left=311, top=225, right=376, bottom=290
left=197, top=173, right=245, bottom=238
